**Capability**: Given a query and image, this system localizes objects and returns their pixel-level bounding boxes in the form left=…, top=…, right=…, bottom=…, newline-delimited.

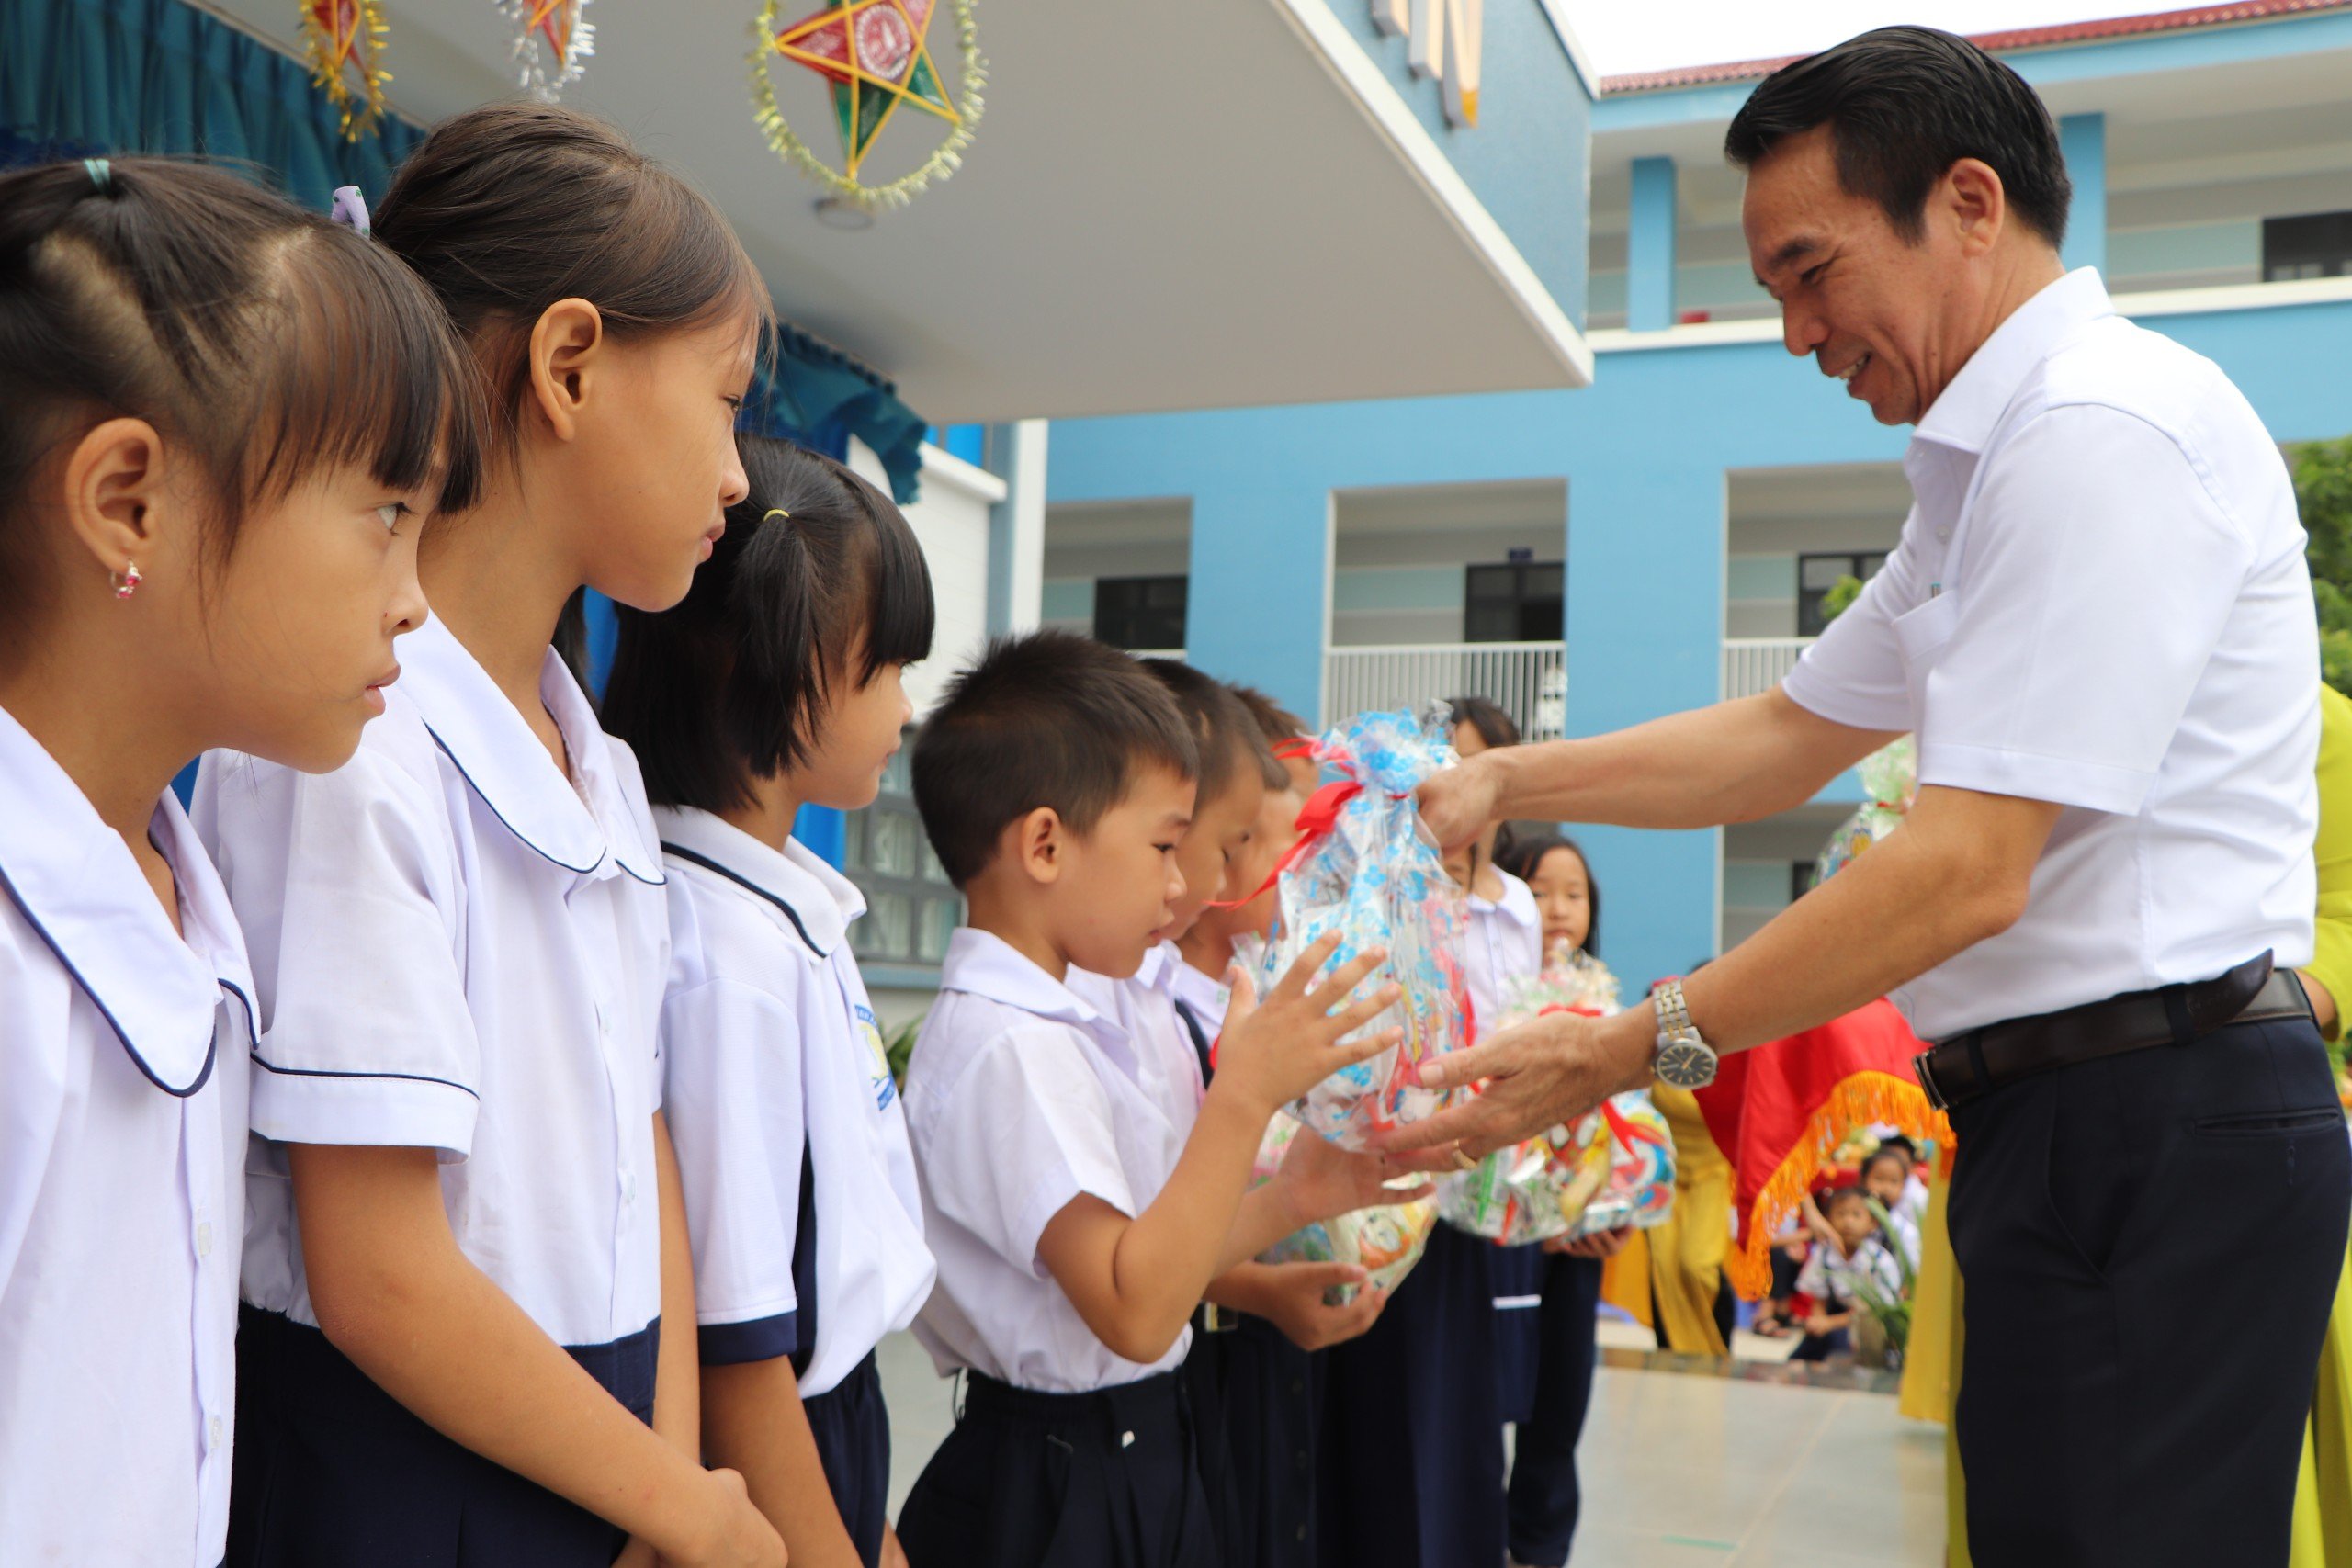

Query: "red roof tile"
left=1598, top=0, right=2352, bottom=96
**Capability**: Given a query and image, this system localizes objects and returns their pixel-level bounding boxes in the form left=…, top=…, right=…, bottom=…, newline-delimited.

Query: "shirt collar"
left=1167, top=956, right=1227, bottom=1023
left=0, top=705, right=254, bottom=1095
left=1134, top=941, right=1184, bottom=996
left=397, top=616, right=662, bottom=885
left=653, top=806, right=865, bottom=957
left=1470, top=869, right=1540, bottom=929
left=940, top=928, right=1133, bottom=1065
left=1910, top=268, right=2114, bottom=457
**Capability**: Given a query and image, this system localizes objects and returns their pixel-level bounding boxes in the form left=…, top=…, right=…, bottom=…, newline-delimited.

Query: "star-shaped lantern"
left=300, top=0, right=390, bottom=140
left=771, top=0, right=961, bottom=178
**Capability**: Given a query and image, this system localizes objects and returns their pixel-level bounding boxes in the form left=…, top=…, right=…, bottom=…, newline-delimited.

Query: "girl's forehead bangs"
left=238, top=234, right=483, bottom=513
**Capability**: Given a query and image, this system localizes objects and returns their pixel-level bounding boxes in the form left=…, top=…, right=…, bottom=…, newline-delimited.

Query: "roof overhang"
left=198, top=0, right=1593, bottom=421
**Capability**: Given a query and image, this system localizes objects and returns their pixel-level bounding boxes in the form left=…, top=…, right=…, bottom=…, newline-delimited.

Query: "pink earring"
left=113, top=562, right=141, bottom=600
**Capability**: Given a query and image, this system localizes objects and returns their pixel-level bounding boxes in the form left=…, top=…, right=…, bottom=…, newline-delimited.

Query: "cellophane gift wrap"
left=1815, top=736, right=1917, bottom=884
left=1252, top=1113, right=1438, bottom=1306
left=1239, top=708, right=1471, bottom=1151
left=1560, top=1091, right=1676, bottom=1239
left=1441, top=953, right=1634, bottom=1245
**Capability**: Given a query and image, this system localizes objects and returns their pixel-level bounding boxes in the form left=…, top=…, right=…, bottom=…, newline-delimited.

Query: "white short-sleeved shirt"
left=1796, top=1235, right=1903, bottom=1309
left=1073, top=942, right=1206, bottom=1133
left=0, top=705, right=251, bottom=1566
left=195, top=616, right=668, bottom=1350
left=1463, top=870, right=1543, bottom=1044
left=906, top=929, right=1193, bottom=1392
left=655, top=807, right=934, bottom=1396
left=1782, top=269, right=2320, bottom=1040
left=1168, top=954, right=1231, bottom=1041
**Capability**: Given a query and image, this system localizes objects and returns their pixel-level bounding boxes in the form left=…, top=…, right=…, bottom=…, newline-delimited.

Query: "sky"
left=1559, top=1, right=2155, bottom=76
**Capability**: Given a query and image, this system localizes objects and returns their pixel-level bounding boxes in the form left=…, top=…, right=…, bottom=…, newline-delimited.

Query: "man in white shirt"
left=1400, top=26, right=2348, bottom=1566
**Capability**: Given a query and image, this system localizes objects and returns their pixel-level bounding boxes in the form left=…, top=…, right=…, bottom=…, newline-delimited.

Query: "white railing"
left=1723, top=637, right=1815, bottom=700
left=1321, top=642, right=1566, bottom=739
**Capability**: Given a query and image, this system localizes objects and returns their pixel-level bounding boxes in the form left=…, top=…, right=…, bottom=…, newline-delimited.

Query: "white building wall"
left=847, top=437, right=1007, bottom=717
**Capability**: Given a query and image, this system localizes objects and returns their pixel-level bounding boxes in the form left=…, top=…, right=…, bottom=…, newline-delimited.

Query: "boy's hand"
left=1253, top=1264, right=1390, bottom=1350
left=880, top=1525, right=909, bottom=1568
left=1213, top=934, right=1404, bottom=1119
left=1273, top=1121, right=1434, bottom=1228
left=671, top=1467, right=787, bottom=1568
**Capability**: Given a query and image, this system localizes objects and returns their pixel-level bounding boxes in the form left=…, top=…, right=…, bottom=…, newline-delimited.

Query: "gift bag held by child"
left=1240, top=708, right=1472, bottom=1150
left=1253, top=1113, right=1439, bottom=1305
left=1815, top=736, right=1917, bottom=885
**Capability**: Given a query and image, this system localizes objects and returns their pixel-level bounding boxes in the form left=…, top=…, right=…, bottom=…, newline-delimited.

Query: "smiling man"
left=1401, top=27, right=2347, bottom=1565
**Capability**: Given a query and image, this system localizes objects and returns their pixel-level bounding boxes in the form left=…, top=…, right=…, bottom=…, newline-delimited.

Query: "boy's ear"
left=1012, top=807, right=1065, bottom=886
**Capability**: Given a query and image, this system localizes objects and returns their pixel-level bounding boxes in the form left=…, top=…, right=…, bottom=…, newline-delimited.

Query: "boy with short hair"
left=1790, top=1185, right=1904, bottom=1363
left=893, top=632, right=1409, bottom=1568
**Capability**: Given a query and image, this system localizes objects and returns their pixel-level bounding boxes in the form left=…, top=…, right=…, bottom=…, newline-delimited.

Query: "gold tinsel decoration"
left=300, top=0, right=392, bottom=141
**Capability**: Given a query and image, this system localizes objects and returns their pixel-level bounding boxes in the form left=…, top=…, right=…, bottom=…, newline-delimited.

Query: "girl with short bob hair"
left=0, top=154, right=477, bottom=1566
left=605, top=434, right=936, bottom=1567
left=198, top=104, right=786, bottom=1568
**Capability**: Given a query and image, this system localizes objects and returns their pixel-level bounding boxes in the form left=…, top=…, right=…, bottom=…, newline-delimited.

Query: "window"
left=1797, top=551, right=1888, bottom=637
left=1464, top=562, right=1564, bottom=642
left=1792, top=861, right=1819, bottom=902
left=2264, top=212, right=2352, bottom=283
left=843, top=735, right=962, bottom=969
left=1093, top=575, right=1188, bottom=651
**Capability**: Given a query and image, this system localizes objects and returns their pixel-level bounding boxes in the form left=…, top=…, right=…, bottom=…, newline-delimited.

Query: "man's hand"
left=1251, top=1264, right=1390, bottom=1351
left=1374, top=1007, right=1654, bottom=1159
left=1544, top=1224, right=1632, bottom=1259
left=1414, top=751, right=1506, bottom=852
left=1273, top=1125, right=1434, bottom=1227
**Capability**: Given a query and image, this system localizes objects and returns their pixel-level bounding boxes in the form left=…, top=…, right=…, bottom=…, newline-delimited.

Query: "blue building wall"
left=1050, top=292, right=2352, bottom=992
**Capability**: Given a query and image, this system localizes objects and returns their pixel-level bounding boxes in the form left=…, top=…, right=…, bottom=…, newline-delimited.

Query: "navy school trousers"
left=1490, top=1247, right=1602, bottom=1568
left=804, top=1350, right=891, bottom=1568
left=1315, top=1223, right=1504, bottom=1568
left=896, top=1367, right=1220, bottom=1568
left=226, top=1303, right=655, bottom=1568
left=1183, top=1312, right=1323, bottom=1568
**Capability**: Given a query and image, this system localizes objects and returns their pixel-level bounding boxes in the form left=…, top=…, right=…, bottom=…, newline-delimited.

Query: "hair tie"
left=83, top=158, right=112, bottom=194
left=328, top=185, right=372, bottom=238
left=763, top=508, right=791, bottom=523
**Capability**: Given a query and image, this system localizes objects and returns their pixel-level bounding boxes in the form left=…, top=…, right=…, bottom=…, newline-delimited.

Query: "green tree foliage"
left=1820, top=573, right=1864, bottom=625
left=2292, top=435, right=2352, bottom=694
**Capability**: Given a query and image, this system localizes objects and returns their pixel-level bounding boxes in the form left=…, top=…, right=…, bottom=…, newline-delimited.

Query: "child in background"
left=1790, top=1186, right=1904, bottom=1363
left=0, top=156, right=477, bottom=1568
left=199, top=106, right=785, bottom=1567
left=602, top=436, right=938, bottom=1568
left=1229, top=682, right=1323, bottom=799
left=1106, top=665, right=1404, bottom=1568
left=896, top=631, right=1409, bottom=1568
left=1862, top=1145, right=1923, bottom=1272
left=1497, top=830, right=1628, bottom=1568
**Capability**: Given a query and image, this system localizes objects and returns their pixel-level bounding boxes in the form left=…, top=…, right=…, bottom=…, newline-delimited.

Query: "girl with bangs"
left=0, top=157, right=476, bottom=1567
left=197, top=104, right=785, bottom=1568
left=602, top=434, right=938, bottom=1568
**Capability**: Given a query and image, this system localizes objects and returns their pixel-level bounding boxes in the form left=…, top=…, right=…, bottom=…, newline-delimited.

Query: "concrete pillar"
left=1628, top=156, right=1679, bottom=333
left=2060, top=112, right=2107, bottom=276
left=988, top=418, right=1048, bottom=635
left=1564, top=460, right=1725, bottom=987
left=1185, top=482, right=1331, bottom=724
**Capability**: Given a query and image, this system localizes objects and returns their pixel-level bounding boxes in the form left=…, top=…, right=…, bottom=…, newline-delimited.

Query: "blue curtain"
left=743, top=322, right=926, bottom=504
left=0, top=0, right=424, bottom=206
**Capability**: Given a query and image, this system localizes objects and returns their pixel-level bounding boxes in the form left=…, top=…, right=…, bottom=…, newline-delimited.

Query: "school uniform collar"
left=1911, top=267, right=2113, bottom=458
left=1167, top=954, right=1227, bottom=1023
left=940, top=927, right=1136, bottom=1070
left=0, top=705, right=254, bottom=1095
left=1133, top=940, right=1184, bottom=996
left=1470, top=868, right=1540, bottom=929
left=653, top=806, right=865, bottom=957
left=397, top=615, right=662, bottom=885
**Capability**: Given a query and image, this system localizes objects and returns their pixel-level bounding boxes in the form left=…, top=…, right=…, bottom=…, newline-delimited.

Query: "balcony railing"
left=1723, top=637, right=1815, bottom=700
left=1322, top=641, right=1566, bottom=739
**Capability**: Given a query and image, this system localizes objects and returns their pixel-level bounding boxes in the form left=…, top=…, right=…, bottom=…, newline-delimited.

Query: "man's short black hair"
left=1139, top=660, right=1283, bottom=799
left=1724, top=25, right=2070, bottom=251
left=913, top=631, right=1198, bottom=887
left=605, top=434, right=934, bottom=812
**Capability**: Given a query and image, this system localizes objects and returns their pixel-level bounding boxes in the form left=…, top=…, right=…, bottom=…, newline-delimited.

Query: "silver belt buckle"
left=1913, top=1047, right=1951, bottom=1113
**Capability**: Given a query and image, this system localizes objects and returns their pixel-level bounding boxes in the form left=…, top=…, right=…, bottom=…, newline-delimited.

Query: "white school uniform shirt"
left=1073, top=941, right=1206, bottom=1131
left=1782, top=269, right=2319, bottom=1042
left=906, top=929, right=1193, bottom=1392
left=0, top=708, right=251, bottom=1567
left=1462, top=870, right=1544, bottom=1044
left=655, top=807, right=934, bottom=1395
left=1796, top=1234, right=1904, bottom=1308
left=194, top=615, right=668, bottom=1353
left=1168, top=953, right=1231, bottom=1039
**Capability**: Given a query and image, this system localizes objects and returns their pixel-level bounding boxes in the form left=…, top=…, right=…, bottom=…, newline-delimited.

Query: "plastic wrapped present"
left=1239, top=707, right=1471, bottom=1150
left=1562, top=1092, right=1678, bottom=1239
left=1253, top=1111, right=1439, bottom=1305
left=1815, top=736, right=1917, bottom=885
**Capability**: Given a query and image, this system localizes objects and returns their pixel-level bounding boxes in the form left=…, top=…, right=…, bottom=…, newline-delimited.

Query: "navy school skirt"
left=226, top=1303, right=656, bottom=1568
left=1182, top=1312, right=1322, bottom=1568
left=896, top=1368, right=1220, bottom=1568
left=803, top=1350, right=891, bottom=1568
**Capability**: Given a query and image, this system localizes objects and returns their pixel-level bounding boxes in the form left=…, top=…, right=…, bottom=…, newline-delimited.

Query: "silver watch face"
left=1655, top=1038, right=1719, bottom=1089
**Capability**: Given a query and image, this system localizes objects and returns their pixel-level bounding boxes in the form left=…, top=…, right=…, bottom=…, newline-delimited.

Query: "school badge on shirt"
left=857, top=1003, right=896, bottom=1111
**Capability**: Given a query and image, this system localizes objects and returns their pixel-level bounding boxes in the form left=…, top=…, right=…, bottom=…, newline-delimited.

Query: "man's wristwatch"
left=1649, top=978, right=1720, bottom=1090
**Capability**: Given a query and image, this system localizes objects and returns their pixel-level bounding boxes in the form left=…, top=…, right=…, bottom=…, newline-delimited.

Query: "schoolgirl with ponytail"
left=196, top=104, right=785, bottom=1568
left=0, top=156, right=478, bottom=1565
left=601, top=434, right=936, bottom=1568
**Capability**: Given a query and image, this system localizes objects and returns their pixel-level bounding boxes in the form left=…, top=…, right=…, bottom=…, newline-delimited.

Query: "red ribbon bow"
left=1205, top=778, right=1364, bottom=910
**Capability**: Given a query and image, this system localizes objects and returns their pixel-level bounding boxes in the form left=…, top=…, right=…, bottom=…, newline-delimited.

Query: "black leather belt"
left=1914, top=951, right=2312, bottom=1113
left=1194, top=1302, right=1237, bottom=1336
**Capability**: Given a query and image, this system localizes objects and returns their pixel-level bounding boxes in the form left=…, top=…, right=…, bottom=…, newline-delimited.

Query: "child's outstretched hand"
left=1254, top=1264, right=1391, bottom=1351
left=1273, top=1116, right=1434, bottom=1227
left=1212, top=933, right=1403, bottom=1119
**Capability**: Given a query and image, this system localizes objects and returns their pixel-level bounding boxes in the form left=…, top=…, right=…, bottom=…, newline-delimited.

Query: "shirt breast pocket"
left=1891, top=592, right=1960, bottom=717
